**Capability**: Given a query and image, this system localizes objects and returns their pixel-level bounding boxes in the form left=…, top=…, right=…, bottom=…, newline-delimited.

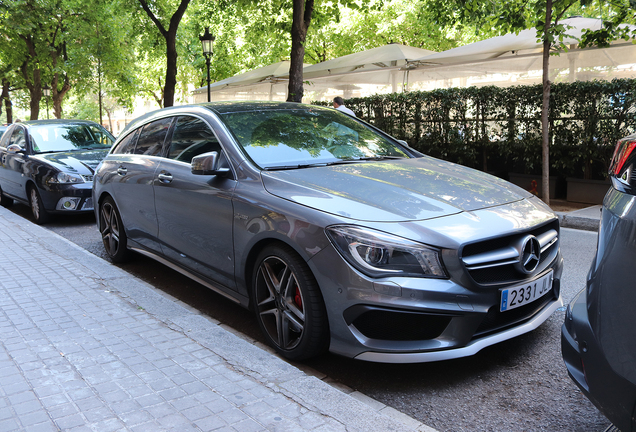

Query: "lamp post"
left=199, top=27, right=215, bottom=102
left=42, top=87, right=50, bottom=119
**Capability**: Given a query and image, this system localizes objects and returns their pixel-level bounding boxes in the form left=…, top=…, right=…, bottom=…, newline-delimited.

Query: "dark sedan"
left=562, top=132, right=636, bottom=432
left=0, top=120, right=114, bottom=224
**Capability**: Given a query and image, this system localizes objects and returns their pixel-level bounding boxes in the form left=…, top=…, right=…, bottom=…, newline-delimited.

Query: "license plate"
left=500, top=271, right=553, bottom=312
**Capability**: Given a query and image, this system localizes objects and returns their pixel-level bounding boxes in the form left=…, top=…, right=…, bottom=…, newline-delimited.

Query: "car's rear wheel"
left=252, top=244, right=329, bottom=360
left=99, top=197, right=131, bottom=263
left=0, top=186, right=13, bottom=208
left=29, top=186, right=50, bottom=224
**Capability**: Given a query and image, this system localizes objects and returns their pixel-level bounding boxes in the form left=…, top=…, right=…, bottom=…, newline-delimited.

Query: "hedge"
left=315, top=79, right=636, bottom=181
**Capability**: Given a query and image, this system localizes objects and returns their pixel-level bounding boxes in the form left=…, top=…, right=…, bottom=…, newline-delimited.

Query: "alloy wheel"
left=99, top=198, right=129, bottom=262
left=255, top=255, right=306, bottom=351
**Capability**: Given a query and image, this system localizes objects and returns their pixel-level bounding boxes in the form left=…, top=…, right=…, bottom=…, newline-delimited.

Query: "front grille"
left=351, top=309, right=451, bottom=341
left=460, top=220, right=559, bottom=286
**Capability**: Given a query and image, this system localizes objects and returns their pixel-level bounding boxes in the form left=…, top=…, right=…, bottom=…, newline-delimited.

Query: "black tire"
left=252, top=244, right=329, bottom=361
left=0, top=185, right=13, bottom=208
left=28, top=186, right=50, bottom=224
left=99, top=196, right=131, bottom=263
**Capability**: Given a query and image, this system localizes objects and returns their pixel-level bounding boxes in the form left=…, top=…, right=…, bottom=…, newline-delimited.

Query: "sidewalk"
left=556, top=205, right=602, bottom=231
left=0, top=206, right=435, bottom=432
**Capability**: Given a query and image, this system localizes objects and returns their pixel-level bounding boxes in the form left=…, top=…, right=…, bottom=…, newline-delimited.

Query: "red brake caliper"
left=294, top=287, right=303, bottom=309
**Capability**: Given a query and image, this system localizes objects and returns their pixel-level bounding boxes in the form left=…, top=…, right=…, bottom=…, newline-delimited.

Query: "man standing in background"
left=332, top=97, right=356, bottom=117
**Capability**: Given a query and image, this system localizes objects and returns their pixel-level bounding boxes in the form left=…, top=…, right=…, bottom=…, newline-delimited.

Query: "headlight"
left=49, top=172, right=85, bottom=184
left=326, top=225, right=447, bottom=279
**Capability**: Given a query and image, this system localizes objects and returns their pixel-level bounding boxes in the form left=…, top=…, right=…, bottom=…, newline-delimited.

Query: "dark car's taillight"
left=609, top=136, right=636, bottom=192
left=610, top=136, right=636, bottom=179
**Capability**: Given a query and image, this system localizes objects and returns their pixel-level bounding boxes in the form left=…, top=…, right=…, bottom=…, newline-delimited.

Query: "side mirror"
left=191, top=151, right=230, bottom=176
left=396, top=139, right=411, bottom=148
left=7, top=144, right=26, bottom=154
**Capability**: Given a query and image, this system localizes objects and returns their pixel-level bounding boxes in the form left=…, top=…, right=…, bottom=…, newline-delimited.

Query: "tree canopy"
left=0, top=0, right=633, bottom=127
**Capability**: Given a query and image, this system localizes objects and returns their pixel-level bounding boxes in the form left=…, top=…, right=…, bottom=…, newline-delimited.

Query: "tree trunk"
left=51, top=73, right=71, bottom=119
left=20, top=37, right=41, bottom=120
left=1, top=80, right=12, bottom=124
left=541, top=0, right=553, bottom=205
left=164, top=30, right=178, bottom=107
left=287, top=0, right=314, bottom=102
left=138, top=0, right=191, bottom=108
left=106, top=109, right=113, bottom=132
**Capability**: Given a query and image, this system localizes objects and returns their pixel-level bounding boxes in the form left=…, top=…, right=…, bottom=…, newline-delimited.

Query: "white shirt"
left=336, top=105, right=356, bottom=117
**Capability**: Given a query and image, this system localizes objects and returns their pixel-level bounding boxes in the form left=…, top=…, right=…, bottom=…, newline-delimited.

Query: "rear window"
left=134, top=118, right=173, bottom=156
left=111, top=129, right=140, bottom=155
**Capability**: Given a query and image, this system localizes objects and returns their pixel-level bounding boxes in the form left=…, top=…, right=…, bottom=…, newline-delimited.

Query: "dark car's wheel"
left=252, top=244, right=329, bottom=360
left=28, top=186, right=50, bottom=224
left=0, top=186, right=13, bottom=208
left=99, top=197, right=131, bottom=263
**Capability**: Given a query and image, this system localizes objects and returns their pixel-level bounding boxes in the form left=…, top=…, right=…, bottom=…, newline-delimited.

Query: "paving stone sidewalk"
left=0, top=207, right=435, bottom=432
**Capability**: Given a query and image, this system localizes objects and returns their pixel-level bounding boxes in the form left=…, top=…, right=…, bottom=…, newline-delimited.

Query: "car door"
left=0, top=125, right=28, bottom=199
left=154, top=115, right=238, bottom=290
left=105, top=117, right=173, bottom=252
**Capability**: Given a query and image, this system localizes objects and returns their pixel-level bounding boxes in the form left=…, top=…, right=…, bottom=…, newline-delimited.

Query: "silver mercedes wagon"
left=93, top=101, right=563, bottom=362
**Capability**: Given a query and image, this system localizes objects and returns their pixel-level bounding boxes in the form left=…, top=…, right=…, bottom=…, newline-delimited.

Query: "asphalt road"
left=10, top=205, right=610, bottom=432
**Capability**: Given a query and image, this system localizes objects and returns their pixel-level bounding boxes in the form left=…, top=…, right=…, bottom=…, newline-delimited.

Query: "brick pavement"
left=0, top=207, right=434, bottom=432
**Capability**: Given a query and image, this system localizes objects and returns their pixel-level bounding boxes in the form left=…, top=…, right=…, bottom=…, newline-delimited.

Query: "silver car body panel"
left=261, top=157, right=534, bottom=222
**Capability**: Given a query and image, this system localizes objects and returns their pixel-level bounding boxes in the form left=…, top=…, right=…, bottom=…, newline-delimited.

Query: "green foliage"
left=323, top=79, right=636, bottom=180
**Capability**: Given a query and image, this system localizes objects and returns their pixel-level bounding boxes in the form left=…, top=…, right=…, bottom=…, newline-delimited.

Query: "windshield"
left=29, top=124, right=114, bottom=153
left=219, top=108, right=409, bottom=169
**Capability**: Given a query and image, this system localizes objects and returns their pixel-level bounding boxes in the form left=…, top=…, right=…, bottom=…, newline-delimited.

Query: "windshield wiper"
left=263, top=156, right=406, bottom=171
left=263, top=163, right=329, bottom=171
left=350, top=156, right=406, bottom=161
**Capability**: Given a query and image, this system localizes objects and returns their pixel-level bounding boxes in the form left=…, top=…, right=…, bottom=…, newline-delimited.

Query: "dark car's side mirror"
left=191, top=151, right=230, bottom=176
left=7, top=144, right=26, bottom=154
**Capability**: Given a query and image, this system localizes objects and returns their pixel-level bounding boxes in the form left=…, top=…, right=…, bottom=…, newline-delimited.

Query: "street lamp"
left=42, top=87, right=50, bottom=119
left=199, top=27, right=215, bottom=102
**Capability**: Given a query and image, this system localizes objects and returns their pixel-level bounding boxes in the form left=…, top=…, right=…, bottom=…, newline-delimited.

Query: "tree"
left=136, top=0, right=192, bottom=107
left=287, top=0, right=314, bottom=102
left=0, top=0, right=138, bottom=120
left=426, top=0, right=636, bottom=205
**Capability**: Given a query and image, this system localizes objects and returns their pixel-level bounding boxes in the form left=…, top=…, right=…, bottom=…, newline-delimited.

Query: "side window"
left=167, top=116, right=221, bottom=163
left=0, top=127, right=13, bottom=147
left=111, top=129, right=139, bottom=155
left=9, top=128, right=26, bottom=148
left=135, top=117, right=173, bottom=156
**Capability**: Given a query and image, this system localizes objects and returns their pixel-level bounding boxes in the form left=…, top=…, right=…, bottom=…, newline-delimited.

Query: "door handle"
left=116, top=166, right=127, bottom=176
left=157, top=172, right=173, bottom=183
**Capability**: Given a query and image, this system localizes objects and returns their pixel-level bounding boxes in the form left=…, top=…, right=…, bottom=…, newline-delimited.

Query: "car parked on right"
left=562, top=132, right=636, bottom=432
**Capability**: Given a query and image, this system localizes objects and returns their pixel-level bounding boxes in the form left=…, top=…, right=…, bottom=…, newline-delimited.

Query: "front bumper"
left=356, top=294, right=562, bottom=362
left=40, top=182, right=94, bottom=213
left=310, top=240, right=564, bottom=363
left=561, top=288, right=636, bottom=432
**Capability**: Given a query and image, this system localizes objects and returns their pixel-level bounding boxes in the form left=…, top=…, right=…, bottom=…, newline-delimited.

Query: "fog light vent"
left=351, top=309, right=451, bottom=341
left=56, top=197, right=81, bottom=211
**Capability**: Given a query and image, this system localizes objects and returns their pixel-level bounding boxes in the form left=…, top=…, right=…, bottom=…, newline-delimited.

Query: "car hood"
left=33, top=149, right=110, bottom=174
left=261, top=157, right=534, bottom=222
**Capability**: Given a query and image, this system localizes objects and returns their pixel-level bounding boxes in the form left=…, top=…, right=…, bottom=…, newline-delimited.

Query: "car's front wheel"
left=99, top=196, right=131, bottom=263
left=29, top=186, right=50, bottom=224
left=0, top=185, right=13, bottom=208
left=252, top=244, right=329, bottom=361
